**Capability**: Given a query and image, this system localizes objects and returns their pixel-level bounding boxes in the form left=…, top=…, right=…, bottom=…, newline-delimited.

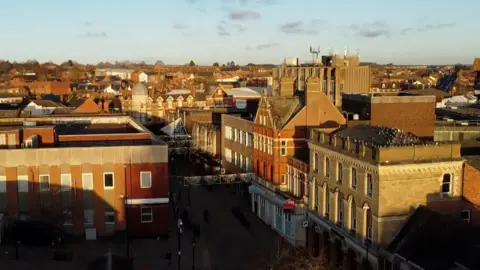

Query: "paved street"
left=0, top=153, right=290, bottom=270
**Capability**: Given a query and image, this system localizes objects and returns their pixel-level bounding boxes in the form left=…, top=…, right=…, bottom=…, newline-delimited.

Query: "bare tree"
left=259, top=237, right=328, bottom=270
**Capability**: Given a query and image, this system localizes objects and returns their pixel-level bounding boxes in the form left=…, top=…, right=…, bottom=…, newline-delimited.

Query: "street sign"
left=302, top=220, right=309, bottom=228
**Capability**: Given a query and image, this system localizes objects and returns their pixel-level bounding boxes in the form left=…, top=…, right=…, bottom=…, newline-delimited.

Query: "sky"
left=0, top=0, right=478, bottom=65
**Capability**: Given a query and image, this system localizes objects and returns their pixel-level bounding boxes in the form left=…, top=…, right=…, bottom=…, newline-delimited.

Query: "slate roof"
left=66, top=97, right=87, bottom=108
left=388, top=206, right=480, bottom=270
left=267, top=94, right=304, bottom=129
left=333, top=124, right=422, bottom=147
left=31, top=100, right=65, bottom=108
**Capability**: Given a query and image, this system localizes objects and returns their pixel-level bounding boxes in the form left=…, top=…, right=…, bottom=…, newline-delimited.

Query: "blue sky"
left=0, top=0, right=478, bottom=65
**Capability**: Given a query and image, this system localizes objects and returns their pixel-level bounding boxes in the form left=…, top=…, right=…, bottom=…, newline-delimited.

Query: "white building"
left=23, top=100, right=64, bottom=116
left=138, top=72, right=148, bottom=83
left=95, top=68, right=135, bottom=80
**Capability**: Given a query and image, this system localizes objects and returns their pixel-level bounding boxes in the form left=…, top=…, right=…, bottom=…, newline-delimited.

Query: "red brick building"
left=0, top=115, right=169, bottom=238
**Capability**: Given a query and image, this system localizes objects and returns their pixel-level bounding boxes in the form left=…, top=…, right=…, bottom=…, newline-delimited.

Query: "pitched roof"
left=30, top=100, right=64, bottom=108
left=66, top=97, right=87, bottom=108
left=333, top=124, right=422, bottom=147
left=267, top=95, right=304, bottom=129
left=388, top=206, right=480, bottom=270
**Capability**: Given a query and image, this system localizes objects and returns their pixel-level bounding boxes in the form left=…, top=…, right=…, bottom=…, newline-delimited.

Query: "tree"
left=259, top=237, right=328, bottom=270
left=189, top=60, right=196, bottom=66
left=247, top=63, right=256, bottom=66
left=213, top=62, right=219, bottom=67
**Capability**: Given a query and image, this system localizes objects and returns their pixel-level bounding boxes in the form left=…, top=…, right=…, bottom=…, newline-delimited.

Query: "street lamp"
left=177, top=218, right=183, bottom=270
left=192, top=238, right=196, bottom=270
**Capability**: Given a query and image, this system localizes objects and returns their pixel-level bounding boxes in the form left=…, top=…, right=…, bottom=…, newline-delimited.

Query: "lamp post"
left=177, top=218, right=183, bottom=270
left=192, top=238, right=196, bottom=270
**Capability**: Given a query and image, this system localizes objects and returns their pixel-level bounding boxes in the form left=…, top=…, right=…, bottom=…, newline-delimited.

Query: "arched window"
left=441, top=174, right=452, bottom=196
left=337, top=193, right=343, bottom=227
left=351, top=199, right=357, bottom=233
left=325, top=158, right=330, bottom=178
left=365, top=207, right=372, bottom=241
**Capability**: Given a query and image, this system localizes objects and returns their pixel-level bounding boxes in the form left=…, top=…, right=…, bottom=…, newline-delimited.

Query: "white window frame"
left=280, top=140, right=287, bottom=156
left=82, top=173, right=94, bottom=190
left=103, top=172, right=114, bottom=189
left=441, top=174, right=452, bottom=196
left=337, top=196, right=343, bottom=226
left=105, top=208, right=115, bottom=224
left=141, top=206, right=153, bottom=223
left=461, top=210, right=471, bottom=223
left=39, top=174, right=50, bottom=191
left=140, top=171, right=152, bottom=188
left=325, top=158, right=330, bottom=178
left=60, top=174, right=72, bottom=191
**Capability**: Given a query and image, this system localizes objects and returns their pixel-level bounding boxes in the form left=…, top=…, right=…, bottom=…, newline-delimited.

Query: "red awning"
left=282, top=199, right=295, bottom=211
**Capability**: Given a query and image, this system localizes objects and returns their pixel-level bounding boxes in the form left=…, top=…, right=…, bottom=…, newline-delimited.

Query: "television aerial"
left=309, top=46, right=320, bottom=66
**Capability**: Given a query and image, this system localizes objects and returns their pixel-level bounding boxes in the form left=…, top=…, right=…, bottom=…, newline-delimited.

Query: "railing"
left=177, top=173, right=256, bottom=186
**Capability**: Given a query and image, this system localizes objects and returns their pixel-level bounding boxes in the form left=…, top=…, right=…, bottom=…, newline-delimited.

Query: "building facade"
left=0, top=115, right=169, bottom=238
left=272, top=54, right=371, bottom=107
left=305, top=125, right=463, bottom=269
left=222, top=114, right=254, bottom=174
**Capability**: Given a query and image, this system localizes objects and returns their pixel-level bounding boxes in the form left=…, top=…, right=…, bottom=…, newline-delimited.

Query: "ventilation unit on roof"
left=23, top=121, right=36, bottom=127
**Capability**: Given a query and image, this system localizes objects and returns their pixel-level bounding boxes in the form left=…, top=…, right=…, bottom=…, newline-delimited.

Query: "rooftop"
left=388, top=206, right=480, bottom=270
left=55, top=123, right=139, bottom=135
left=342, top=93, right=436, bottom=104
left=332, top=124, right=422, bottom=147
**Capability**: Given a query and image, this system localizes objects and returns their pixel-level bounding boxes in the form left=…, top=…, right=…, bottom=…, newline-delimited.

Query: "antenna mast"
left=309, top=46, right=320, bottom=66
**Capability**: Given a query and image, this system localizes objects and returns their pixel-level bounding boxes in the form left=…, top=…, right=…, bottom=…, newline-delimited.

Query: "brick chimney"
left=280, top=78, right=294, bottom=97
left=190, top=85, right=196, bottom=98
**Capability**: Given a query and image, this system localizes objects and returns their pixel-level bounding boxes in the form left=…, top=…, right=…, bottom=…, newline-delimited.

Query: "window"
left=105, top=207, right=115, bottom=224
left=441, top=174, right=451, bottom=195
left=141, top=207, right=153, bottom=223
left=284, top=213, right=293, bottom=237
left=355, top=143, right=360, bottom=154
left=313, top=153, right=319, bottom=171
left=366, top=208, right=372, bottom=240
left=324, top=188, right=330, bottom=219
left=372, top=148, right=377, bottom=160
left=82, top=173, right=93, bottom=190
left=0, top=175, right=6, bottom=193
left=281, top=174, right=286, bottom=184
left=0, top=134, right=5, bottom=145
left=337, top=162, right=343, bottom=183
left=39, top=174, right=50, bottom=191
left=280, top=140, right=287, bottom=156
left=140, top=171, right=152, bottom=188
left=225, top=148, right=232, bottom=163
left=367, top=174, right=373, bottom=198
left=104, top=173, right=114, bottom=189
left=231, top=127, right=235, bottom=141
left=60, top=174, right=72, bottom=191
left=351, top=200, right=357, bottom=233
left=325, top=158, right=330, bottom=178
left=314, top=184, right=319, bottom=211
left=63, top=210, right=73, bottom=225
left=351, top=168, right=357, bottom=190
left=225, top=126, right=232, bottom=140
left=239, top=131, right=244, bottom=144
left=337, top=194, right=343, bottom=227
left=84, top=209, right=94, bottom=224
left=461, top=210, right=471, bottom=223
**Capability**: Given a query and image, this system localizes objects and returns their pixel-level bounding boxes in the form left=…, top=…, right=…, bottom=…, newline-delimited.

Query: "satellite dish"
left=235, top=99, right=247, bottom=109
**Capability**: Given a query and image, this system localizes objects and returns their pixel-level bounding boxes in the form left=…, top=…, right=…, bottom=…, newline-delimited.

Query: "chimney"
left=280, top=78, right=294, bottom=97
left=190, top=85, right=196, bottom=98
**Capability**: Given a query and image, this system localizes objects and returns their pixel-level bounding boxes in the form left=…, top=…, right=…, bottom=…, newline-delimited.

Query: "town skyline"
left=0, top=0, right=478, bottom=65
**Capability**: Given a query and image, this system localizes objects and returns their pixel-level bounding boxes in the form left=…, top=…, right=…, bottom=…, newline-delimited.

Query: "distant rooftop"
left=333, top=124, right=422, bottom=147
left=343, top=93, right=436, bottom=104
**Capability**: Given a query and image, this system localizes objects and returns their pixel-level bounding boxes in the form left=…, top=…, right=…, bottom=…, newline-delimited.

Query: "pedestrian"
left=165, top=252, right=172, bottom=266
left=203, top=209, right=209, bottom=224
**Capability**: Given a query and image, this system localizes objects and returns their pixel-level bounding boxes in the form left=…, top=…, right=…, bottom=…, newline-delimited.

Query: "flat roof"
left=56, top=123, right=139, bottom=135
left=343, top=93, right=436, bottom=104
